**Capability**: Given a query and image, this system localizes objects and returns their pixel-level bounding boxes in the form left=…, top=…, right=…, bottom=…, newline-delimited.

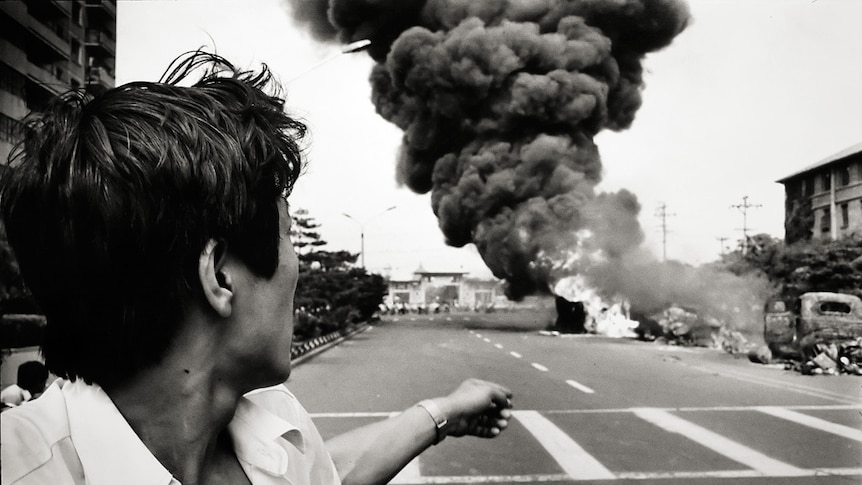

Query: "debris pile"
left=648, top=305, right=726, bottom=348
left=788, top=338, right=862, bottom=375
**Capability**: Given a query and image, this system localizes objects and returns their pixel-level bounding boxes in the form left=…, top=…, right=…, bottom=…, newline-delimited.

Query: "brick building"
left=1, top=0, right=117, bottom=164
left=777, top=143, right=862, bottom=241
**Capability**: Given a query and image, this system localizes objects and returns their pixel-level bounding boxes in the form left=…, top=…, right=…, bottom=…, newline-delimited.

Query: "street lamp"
left=287, top=39, right=372, bottom=83
left=342, top=205, right=397, bottom=269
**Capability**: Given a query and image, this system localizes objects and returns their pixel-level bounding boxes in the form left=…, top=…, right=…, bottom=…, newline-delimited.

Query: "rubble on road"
left=755, top=338, right=862, bottom=376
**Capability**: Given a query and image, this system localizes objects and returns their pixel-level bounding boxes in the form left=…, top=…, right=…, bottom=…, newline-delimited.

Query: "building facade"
left=777, top=143, right=862, bottom=242
left=385, top=267, right=503, bottom=311
left=1, top=0, right=116, bottom=164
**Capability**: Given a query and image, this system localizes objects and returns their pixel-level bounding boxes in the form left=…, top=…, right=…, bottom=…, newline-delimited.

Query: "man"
left=0, top=52, right=512, bottom=485
left=0, top=360, right=49, bottom=409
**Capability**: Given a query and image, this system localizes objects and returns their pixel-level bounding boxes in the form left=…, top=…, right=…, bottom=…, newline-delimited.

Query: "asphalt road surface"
left=285, top=312, right=862, bottom=484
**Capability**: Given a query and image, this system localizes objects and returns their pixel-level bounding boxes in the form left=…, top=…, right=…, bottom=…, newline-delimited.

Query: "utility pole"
left=655, top=203, right=675, bottom=261
left=717, top=236, right=730, bottom=255
left=342, top=205, right=397, bottom=269
left=730, top=195, right=762, bottom=255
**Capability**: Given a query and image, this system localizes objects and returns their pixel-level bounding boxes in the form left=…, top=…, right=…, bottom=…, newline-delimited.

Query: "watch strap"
left=416, top=399, right=448, bottom=445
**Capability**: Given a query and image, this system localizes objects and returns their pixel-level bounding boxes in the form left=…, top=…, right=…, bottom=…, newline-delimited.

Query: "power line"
left=716, top=236, right=730, bottom=256
left=655, top=203, right=676, bottom=261
left=730, top=195, right=762, bottom=255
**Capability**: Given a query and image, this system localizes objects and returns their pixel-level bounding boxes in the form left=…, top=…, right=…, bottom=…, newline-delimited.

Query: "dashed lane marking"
left=513, top=410, right=616, bottom=480
left=531, top=362, right=549, bottom=372
left=565, top=379, right=595, bottom=394
left=509, top=351, right=522, bottom=359
left=309, top=404, right=862, bottom=419
left=755, top=406, right=862, bottom=442
left=494, top=343, right=504, bottom=349
left=633, top=408, right=806, bottom=477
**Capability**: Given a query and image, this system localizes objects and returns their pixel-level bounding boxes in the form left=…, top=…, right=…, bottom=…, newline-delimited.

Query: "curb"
left=290, top=323, right=371, bottom=367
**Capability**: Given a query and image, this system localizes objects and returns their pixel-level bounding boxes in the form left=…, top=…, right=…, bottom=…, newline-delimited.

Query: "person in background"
left=0, top=52, right=512, bottom=485
left=0, top=360, right=48, bottom=410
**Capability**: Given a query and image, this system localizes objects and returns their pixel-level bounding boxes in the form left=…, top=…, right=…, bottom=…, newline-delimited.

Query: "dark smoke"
left=284, top=0, right=690, bottom=299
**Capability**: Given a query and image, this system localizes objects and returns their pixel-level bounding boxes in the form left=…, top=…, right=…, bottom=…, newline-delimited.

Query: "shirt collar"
left=62, top=379, right=176, bottom=485
left=228, top=390, right=306, bottom=476
left=62, top=379, right=306, bottom=483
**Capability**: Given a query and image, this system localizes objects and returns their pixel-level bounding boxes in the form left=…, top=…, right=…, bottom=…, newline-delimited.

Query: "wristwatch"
left=416, top=399, right=448, bottom=445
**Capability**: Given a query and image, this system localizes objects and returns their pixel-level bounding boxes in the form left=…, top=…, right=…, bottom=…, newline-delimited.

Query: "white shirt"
left=1, top=380, right=340, bottom=485
left=1, top=384, right=32, bottom=408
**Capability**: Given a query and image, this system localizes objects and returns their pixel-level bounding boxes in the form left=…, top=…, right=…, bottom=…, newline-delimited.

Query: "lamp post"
left=287, top=39, right=371, bottom=83
left=342, top=205, right=396, bottom=269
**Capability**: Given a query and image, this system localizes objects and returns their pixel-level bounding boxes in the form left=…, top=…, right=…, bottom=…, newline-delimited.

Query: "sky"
left=116, top=0, right=862, bottom=280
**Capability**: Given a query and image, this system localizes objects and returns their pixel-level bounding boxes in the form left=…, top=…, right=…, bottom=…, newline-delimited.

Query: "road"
left=285, top=313, right=862, bottom=484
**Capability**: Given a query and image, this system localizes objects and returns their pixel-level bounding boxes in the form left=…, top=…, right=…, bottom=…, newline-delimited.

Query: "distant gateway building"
left=777, top=142, right=862, bottom=241
left=386, top=266, right=502, bottom=310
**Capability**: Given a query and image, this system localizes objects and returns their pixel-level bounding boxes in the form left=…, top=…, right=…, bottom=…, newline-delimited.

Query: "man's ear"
left=199, top=239, right=233, bottom=318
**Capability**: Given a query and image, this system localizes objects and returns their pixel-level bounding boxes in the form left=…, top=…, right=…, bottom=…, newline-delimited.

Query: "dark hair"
left=17, top=361, right=48, bottom=396
left=0, top=52, right=306, bottom=388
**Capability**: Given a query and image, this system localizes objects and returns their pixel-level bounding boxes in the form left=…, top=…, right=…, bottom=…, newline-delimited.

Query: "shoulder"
left=243, top=383, right=308, bottom=420
left=1, top=381, right=76, bottom=484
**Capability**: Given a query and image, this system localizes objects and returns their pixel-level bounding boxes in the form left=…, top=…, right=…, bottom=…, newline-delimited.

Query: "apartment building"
left=777, top=143, right=862, bottom=241
left=0, top=0, right=116, bottom=164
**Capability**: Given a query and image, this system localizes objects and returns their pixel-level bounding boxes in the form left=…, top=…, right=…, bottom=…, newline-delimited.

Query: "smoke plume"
left=285, top=0, right=691, bottom=299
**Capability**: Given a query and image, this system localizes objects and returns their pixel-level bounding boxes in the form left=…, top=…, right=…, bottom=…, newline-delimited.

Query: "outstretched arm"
left=325, top=379, right=513, bottom=485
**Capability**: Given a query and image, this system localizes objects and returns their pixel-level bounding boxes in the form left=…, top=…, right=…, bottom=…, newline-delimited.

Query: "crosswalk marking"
left=755, top=406, right=862, bottom=442
left=513, top=410, right=616, bottom=480
left=565, top=379, right=595, bottom=394
left=390, top=457, right=422, bottom=483
left=633, top=408, right=806, bottom=476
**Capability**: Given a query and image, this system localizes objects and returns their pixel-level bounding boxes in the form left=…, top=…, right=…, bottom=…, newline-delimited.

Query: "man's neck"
left=106, top=320, right=245, bottom=484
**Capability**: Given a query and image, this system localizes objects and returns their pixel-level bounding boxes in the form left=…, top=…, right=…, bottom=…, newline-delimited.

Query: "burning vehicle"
left=753, top=292, right=862, bottom=375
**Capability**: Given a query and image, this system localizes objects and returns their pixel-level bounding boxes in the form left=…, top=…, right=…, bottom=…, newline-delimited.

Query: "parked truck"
left=760, top=292, right=862, bottom=364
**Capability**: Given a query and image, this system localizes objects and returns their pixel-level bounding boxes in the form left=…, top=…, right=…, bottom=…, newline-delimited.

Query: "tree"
left=289, top=209, right=387, bottom=340
left=717, top=233, right=862, bottom=301
left=784, top=200, right=814, bottom=245
left=290, top=208, right=327, bottom=255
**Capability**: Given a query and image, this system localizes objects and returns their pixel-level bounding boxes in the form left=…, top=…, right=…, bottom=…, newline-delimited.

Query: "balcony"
left=87, top=65, right=114, bottom=91
left=0, top=2, right=70, bottom=61
left=84, top=0, right=116, bottom=23
left=85, top=28, right=115, bottom=56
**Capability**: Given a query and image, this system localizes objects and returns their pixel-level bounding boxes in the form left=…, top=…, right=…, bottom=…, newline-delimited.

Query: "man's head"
left=0, top=52, right=305, bottom=389
left=17, top=361, right=48, bottom=397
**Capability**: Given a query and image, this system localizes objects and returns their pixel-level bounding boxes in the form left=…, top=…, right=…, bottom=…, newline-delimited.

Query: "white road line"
left=385, top=469, right=862, bottom=483
left=494, top=343, right=504, bottom=349
left=616, top=468, right=862, bottom=479
left=634, top=408, right=806, bottom=476
left=509, top=351, right=522, bottom=359
left=685, top=363, right=857, bottom=404
left=475, top=333, right=482, bottom=338
left=755, top=406, right=862, bottom=442
left=310, top=404, right=862, bottom=418
left=483, top=338, right=491, bottom=343
left=390, top=457, right=422, bottom=484
left=566, top=379, right=595, bottom=394
left=531, top=362, right=549, bottom=372
left=513, top=410, right=615, bottom=480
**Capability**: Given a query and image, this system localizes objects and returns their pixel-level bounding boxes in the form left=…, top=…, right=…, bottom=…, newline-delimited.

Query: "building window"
left=839, top=165, right=851, bottom=186
left=841, top=204, right=849, bottom=228
left=822, top=171, right=831, bottom=192
left=821, top=207, right=831, bottom=232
